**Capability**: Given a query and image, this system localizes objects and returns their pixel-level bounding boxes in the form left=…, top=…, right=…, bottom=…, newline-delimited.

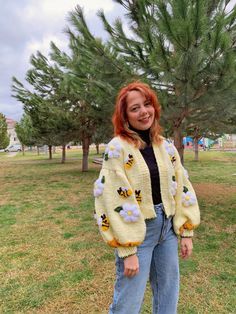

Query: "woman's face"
left=126, top=90, right=155, bottom=131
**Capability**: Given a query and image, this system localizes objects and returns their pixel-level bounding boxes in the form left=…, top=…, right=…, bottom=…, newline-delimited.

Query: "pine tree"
left=0, top=113, right=9, bottom=149
left=185, top=93, right=236, bottom=160
left=50, top=6, right=135, bottom=170
left=98, top=0, right=236, bottom=162
left=12, top=51, right=78, bottom=162
left=15, top=114, right=39, bottom=155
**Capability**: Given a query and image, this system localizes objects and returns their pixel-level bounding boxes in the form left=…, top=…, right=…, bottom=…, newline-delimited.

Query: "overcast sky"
left=0, top=0, right=125, bottom=121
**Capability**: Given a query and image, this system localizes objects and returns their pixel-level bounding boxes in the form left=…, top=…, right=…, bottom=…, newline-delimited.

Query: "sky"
left=0, top=0, right=125, bottom=121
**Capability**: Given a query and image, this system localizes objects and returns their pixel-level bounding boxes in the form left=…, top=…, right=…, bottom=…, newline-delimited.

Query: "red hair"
left=112, top=81, right=162, bottom=147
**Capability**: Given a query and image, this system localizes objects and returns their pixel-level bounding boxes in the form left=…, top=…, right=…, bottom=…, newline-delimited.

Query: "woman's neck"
left=129, top=126, right=151, bottom=145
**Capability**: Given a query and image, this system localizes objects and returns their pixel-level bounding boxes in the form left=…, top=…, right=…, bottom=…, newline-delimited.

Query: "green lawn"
left=0, top=149, right=235, bottom=313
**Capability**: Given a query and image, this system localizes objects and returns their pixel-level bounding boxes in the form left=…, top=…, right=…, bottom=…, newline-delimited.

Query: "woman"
left=94, top=81, right=200, bottom=314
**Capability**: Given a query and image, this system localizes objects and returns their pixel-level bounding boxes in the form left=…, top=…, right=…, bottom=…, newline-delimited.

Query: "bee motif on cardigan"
left=101, top=214, right=110, bottom=231
left=171, top=155, right=176, bottom=165
left=135, top=190, right=142, bottom=204
left=117, top=187, right=133, bottom=198
left=124, top=154, right=134, bottom=169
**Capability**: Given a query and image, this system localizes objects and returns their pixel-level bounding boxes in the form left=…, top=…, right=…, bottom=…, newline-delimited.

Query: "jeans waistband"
left=154, top=203, right=164, bottom=214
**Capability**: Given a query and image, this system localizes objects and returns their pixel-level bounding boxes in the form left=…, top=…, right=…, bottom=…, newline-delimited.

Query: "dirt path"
left=194, top=182, right=236, bottom=202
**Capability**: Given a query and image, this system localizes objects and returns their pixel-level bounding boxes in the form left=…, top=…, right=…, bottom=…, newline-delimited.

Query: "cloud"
left=0, top=0, right=124, bottom=121
left=23, top=0, right=114, bottom=22
left=24, top=34, right=67, bottom=59
left=0, top=102, right=23, bottom=121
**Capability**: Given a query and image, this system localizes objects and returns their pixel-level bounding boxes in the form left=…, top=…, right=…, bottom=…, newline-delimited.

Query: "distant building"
left=6, top=118, right=20, bottom=145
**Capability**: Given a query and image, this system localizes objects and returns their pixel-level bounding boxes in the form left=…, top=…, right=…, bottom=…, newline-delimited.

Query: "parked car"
left=4, top=144, right=22, bottom=152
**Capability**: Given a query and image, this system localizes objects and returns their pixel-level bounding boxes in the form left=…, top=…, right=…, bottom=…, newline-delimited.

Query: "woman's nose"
left=140, top=105, right=148, bottom=115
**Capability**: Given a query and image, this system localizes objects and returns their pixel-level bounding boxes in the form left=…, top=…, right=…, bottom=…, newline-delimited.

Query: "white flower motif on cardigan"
left=164, top=140, right=175, bottom=156
left=120, top=204, right=140, bottom=222
left=93, top=176, right=105, bottom=197
left=171, top=177, right=178, bottom=196
left=94, top=212, right=103, bottom=226
left=96, top=216, right=103, bottom=227
left=182, top=187, right=197, bottom=207
left=164, top=140, right=176, bottom=166
left=114, top=203, right=140, bottom=222
left=104, top=141, right=122, bottom=160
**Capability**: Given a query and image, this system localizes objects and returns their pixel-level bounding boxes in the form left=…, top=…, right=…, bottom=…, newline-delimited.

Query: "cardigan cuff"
left=181, top=229, right=194, bottom=237
left=117, top=246, right=137, bottom=258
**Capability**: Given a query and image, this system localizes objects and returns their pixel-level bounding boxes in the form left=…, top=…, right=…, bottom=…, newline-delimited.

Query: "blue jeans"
left=109, top=204, right=179, bottom=314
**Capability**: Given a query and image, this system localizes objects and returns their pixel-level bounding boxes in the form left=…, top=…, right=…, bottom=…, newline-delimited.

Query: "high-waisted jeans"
left=109, top=203, right=179, bottom=314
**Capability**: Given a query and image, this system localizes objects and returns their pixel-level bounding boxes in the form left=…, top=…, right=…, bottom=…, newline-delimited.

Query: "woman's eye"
left=145, top=102, right=151, bottom=106
left=131, top=107, right=138, bottom=111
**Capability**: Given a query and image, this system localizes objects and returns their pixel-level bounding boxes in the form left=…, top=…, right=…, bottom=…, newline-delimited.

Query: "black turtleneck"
left=131, top=127, right=162, bottom=205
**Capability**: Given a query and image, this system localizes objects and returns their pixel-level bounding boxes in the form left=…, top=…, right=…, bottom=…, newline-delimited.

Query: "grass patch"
left=0, top=205, right=20, bottom=227
left=63, top=232, right=74, bottom=239
left=0, top=149, right=235, bottom=313
left=53, top=204, right=76, bottom=211
left=69, top=268, right=94, bottom=283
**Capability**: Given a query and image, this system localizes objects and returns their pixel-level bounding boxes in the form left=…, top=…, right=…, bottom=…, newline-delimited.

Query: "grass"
left=0, top=148, right=235, bottom=313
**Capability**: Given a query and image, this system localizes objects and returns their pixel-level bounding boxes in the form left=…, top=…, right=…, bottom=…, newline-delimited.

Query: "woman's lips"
left=139, top=116, right=150, bottom=123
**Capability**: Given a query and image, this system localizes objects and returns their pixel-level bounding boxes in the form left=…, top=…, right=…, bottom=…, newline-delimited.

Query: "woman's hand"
left=180, top=237, right=193, bottom=259
left=124, top=254, right=139, bottom=277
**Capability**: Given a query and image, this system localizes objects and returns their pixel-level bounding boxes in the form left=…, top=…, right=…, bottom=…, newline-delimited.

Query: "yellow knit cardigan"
left=94, top=136, right=200, bottom=258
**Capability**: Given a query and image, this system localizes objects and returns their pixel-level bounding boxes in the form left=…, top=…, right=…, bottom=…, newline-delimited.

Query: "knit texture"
left=94, top=136, right=200, bottom=258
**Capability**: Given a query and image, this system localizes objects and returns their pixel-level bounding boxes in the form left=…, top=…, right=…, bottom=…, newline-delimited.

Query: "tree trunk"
left=82, top=137, right=90, bottom=172
left=193, top=137, right=199, bottom=161
left=22, top=144, right=25, bottom=156
left=37, top=146, right=40, bottom=155
left=96, top=144, right=99, bottom=154
left=48, top=145, right=52, bottom=159
left=61, top=145, right=66, bottom=163
left=193, top=127, right=201, bottom=162
left=173, top=126, right=184, bottom=165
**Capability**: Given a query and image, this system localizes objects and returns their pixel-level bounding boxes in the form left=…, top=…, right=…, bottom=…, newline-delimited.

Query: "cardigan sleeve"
left=94, top=138, right=146, bottom=258
left=172, top=145, right=200, bottom=237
